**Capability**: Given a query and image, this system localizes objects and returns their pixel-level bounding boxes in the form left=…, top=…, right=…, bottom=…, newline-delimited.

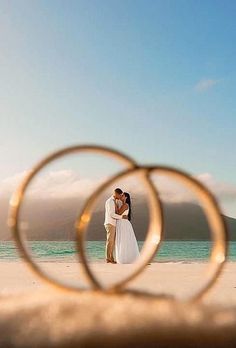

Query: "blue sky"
left=0, top=0, right=236, bottom=215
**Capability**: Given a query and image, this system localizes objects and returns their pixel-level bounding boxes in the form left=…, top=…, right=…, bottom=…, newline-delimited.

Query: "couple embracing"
left=104, top=188, right=140, bottom=264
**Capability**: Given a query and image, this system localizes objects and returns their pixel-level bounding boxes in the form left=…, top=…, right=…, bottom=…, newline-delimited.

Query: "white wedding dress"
left=115, top=208, right=140, bottom=264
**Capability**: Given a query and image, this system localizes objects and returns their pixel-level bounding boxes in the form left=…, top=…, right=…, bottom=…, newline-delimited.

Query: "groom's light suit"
left=104, top=196, right=122, bottom=262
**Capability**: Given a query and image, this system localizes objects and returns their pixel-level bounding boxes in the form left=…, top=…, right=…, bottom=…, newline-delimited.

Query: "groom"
left=104, top=188, right=128, bottom=263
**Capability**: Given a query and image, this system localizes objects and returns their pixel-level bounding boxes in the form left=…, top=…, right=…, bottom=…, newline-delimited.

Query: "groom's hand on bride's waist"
left=122, top=216, right=128, bottom=219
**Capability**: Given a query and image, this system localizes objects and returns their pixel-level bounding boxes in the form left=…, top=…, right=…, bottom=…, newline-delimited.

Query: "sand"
left=0, top=261, right=236, bottom=304
left=0, top=261, right=236, bottom=347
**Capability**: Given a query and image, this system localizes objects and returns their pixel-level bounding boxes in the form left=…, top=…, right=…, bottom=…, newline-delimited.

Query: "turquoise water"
left=1, top=241, right=236, bottom=262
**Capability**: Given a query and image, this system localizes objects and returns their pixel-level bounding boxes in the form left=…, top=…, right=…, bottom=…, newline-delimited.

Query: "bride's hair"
left=124, top=192, right=132, bottom=221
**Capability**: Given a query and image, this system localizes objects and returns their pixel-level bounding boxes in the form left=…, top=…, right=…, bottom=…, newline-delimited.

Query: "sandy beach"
left=1, top=261, right=236, bottom=347
left=0, top=261, right=235, bottom=305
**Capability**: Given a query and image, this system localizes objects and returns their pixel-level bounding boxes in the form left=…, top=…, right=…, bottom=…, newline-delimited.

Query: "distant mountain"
left=88, top=201, right=236, bottom=241
left=1, top=196, right=235, bottom=241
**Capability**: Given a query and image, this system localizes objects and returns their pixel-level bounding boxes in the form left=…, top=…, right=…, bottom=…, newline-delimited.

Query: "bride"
left=115, top=192, right=140, bottom=264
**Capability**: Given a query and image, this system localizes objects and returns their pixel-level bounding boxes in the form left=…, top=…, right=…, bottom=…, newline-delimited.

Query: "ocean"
left=0, top=241, right=236, bottom=262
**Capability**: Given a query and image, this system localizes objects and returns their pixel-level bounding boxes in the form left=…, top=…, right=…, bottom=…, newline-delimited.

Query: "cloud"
left=196, top=173, right=236, bottom=202
left=0, top=170, right=103, bottom=200
left=1, top=171, right=29, bottom=195
left=195, top=78, right=220, bottom=92
left=1, top=170, right=236, bottom=208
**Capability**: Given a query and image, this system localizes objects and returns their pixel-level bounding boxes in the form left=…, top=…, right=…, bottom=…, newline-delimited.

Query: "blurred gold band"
left=8, top=145, right=137, bottom=292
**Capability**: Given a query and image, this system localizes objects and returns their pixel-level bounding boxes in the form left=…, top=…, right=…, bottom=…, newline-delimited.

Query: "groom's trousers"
left=105, top=224, right=116, bottom=262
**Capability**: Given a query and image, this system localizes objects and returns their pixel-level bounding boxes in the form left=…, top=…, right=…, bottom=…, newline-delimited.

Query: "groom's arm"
left=109, top=201, right=128, bottom=220
left=116, top=203, right=128, bottom=215
left=108, top=200, right=122, bottom=220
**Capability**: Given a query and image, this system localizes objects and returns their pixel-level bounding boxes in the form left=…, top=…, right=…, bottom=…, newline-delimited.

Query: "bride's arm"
left=116, top=203, right=128, bottom=215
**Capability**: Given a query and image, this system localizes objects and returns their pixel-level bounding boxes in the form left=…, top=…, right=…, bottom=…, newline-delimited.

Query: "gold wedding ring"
left=8, top=144, right=228, bottom=301
left=76, top=165, right=228, bottom=301
left=8, top=145, right=137, bottom=292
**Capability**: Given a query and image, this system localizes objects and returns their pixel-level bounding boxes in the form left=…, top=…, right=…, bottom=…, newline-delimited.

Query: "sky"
left=0, top=0, right=236, bottom=217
